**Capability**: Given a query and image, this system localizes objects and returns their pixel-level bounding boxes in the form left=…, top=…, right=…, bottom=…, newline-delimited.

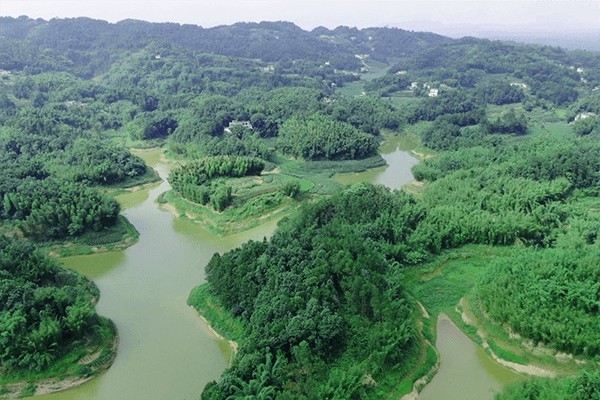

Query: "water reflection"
left=334, top=136, right=420, bottom=190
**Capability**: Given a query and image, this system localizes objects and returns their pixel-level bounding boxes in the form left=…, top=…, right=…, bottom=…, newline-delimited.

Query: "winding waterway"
left=42, top=142, right=522, bottom=400
left=417, top=315, right=523, bottom=400
left=44, top=163, right=282, bottom=400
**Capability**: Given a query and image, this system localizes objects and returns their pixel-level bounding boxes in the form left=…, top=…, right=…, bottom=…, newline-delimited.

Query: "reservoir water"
left=43, top=163, right=282, bottom=400
left=41, top=142, right=522, bottom=400
left=417, top=315, right=523, bottom=400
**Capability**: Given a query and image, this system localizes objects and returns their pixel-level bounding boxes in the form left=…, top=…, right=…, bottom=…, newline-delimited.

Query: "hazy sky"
left=1, top=1, right=598, bottom=32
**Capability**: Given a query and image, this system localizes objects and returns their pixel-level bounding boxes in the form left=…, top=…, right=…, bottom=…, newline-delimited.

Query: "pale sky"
left=1, top=1, right=598, bottom=33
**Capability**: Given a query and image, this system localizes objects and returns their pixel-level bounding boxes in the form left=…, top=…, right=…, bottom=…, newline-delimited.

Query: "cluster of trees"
left=514, top=61, right=580, bottom=106
left=0, top=105, right=148, bottom=239
left=572, top=116, right=600, bottom=136
left=483, top=108, right=529, bottom=135
left=364, top=73, right=414, bottom=97
left=419, top=107, right=528, bottom=151
left=4, top=178, right=120, bottom=238
left=57, top=139, right=147, bottom=185
left=415, top=135, right=600, bottom=190
left=199, top=184, right=422, bottom=400
left=478, top=245, right=600, bottom=356
left=475, top=81, right=525, bottom=106
left=169, top=156, right=264, bottom=211
left=410, top=136, right=600, bottom=252
left=406, top=89, right=478, bottom=122
left=324, top=96, right=404, bottom=134
left=277, top=113, right=379, bottom=160
left=0, top=238, right=103, bottom=372
left=496, top=370, right=600, bottom=400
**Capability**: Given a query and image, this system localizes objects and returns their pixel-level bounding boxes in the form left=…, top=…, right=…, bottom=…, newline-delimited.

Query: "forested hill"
left=2, top=14, right=600, bottom=399
left=0, top=16, right=449, bottom=77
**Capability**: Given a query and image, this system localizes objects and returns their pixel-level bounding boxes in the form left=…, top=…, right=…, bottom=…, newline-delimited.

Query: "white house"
left=510, top=82, right=527, bottom=88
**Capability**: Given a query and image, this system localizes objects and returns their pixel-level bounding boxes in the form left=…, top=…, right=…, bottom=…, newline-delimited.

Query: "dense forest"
left=1, top=14, right=600, bottom=400
left=0, top=237, right=115, bottom=374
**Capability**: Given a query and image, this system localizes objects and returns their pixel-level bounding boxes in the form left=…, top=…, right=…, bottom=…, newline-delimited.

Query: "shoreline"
left=191, top=307, right=239, bottom=366
left=156, top=192, right=293, bottom=236
left=1, top=331, right=119, bottom=399
left=455, top=295, right=563, bottom=378
left=400, top=302, right=440, bottom=400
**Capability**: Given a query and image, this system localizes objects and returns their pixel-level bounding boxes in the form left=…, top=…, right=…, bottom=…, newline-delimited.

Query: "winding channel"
left=42, top=143, right=522, bottom=400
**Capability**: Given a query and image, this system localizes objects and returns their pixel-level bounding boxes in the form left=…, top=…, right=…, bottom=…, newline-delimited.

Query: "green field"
left=336, top=81, right=365, bottom=97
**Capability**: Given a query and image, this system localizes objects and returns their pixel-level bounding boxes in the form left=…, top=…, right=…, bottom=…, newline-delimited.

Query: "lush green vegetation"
left=0, top=105, right=150, bottom=241
left=168, top=156, right=265, bottom=211
left=3, top=13, right=600, bottom=400
left=478, top=245, right=600, bottom=357
left=496, top=370, right=600, bottom=400
left=0, top=237, right=115, bottom=375
left=197, top=184, right=423, bottom=400
left=278, top=113, right=379, bottom=160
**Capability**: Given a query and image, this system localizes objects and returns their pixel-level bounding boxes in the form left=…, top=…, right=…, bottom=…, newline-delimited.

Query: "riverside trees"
left=2, top=14, right=600, bottom=399
left=0, top=238, right=109, bottom=373
left=168, top=156, right=265, bottom=211
left=199, top=184, right=421, bottom=400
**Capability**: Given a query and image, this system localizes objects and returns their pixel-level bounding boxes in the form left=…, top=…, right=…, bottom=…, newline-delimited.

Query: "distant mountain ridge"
left=0, top=16, right=449, bottom=73
left=393, top=20, right=599, bottom=53
left=1, top=15, right=598, bottom=82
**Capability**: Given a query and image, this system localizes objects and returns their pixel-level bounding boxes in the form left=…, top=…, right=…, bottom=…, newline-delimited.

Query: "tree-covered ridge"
left=198, top=184, right=421, bottom=400
left=0, top=238, right=108, bottom=372
left=365, top=37, right=600, bottom=116
left=311, top=25, right=450, bottom=61
left=0, top=17, right=451, bottom=77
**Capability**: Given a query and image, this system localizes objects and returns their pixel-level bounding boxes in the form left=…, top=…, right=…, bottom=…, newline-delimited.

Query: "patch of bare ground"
left=409, top=150, right=435, bottom=160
